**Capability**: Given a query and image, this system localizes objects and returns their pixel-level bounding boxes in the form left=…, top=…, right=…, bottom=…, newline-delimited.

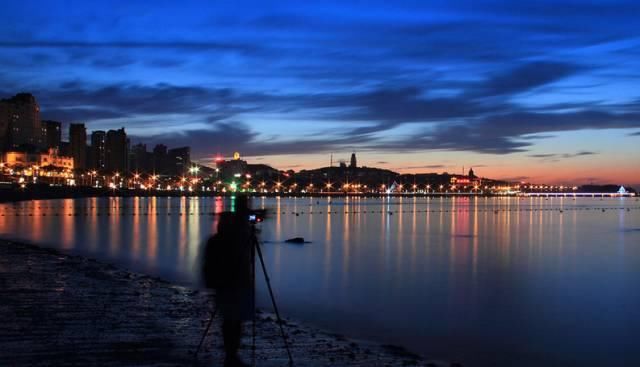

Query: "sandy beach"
left=0, top=239, right=454, bottom=367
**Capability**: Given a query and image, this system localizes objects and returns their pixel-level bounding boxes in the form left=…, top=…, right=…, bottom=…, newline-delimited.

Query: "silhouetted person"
left=202, top=197, right=254, bottom=367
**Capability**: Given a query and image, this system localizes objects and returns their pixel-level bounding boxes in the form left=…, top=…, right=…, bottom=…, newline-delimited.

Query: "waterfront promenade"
left=0, top=240, right=448, bottom=367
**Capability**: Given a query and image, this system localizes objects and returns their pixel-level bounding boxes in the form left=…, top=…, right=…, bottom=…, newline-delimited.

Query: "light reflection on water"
left=1, top=196, right=639, bottom=366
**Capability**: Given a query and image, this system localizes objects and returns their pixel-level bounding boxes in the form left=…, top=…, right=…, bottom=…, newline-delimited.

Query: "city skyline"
left=1, top=1, right=639, bottom=187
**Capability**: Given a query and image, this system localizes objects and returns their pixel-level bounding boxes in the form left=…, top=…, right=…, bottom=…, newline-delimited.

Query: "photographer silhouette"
left=202, top=196, right=254, bottom=367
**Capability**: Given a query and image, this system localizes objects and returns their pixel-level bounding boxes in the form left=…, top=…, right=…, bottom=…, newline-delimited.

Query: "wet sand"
left=0, top=240, right=454, bottom=366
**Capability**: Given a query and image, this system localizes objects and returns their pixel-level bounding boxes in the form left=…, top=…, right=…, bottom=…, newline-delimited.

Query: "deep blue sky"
left=1, top=0, right=639, bottom=185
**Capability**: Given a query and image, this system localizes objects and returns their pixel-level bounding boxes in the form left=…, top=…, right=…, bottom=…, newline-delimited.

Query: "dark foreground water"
left=1, top=196, right=639, bottom=366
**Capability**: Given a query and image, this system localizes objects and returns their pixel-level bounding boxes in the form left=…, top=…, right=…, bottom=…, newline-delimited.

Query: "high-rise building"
left=43, top=120, right=62, bottom=150
left=129, top=143, right=150, bottom=172
left=152, top=144, right=168, bottom=174
left=105, top=128, right=128, bottom=173
left=59, top=141, right=71, bottom=157
left=0, top=100, right=8, bottom=150
left=69, top=123, right=87, bottom=170
left=90, top=131, right=106, bottom=171
left=168, top=147, right=190, bottom=176
left=0, top=93, right=43, bottom=150
left=350, top=152, right=357, bottom=168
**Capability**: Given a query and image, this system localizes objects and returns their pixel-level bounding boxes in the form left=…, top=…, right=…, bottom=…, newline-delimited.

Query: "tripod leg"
left=254, top=238, right=294, bottom=366
left=195, top=306, right=218, bottom=359
left=252, top=229, right=257, bottom=367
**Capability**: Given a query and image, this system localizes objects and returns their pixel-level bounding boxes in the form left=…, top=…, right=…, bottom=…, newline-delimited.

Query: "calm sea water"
left=1, top=196, right=639, bottom=366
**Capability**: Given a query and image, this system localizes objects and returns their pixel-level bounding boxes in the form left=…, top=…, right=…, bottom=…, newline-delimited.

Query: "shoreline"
left=0, top=187, right=507, bottom=203
left=2, top=186, right=634, bottom=204
left=0, top=185, right=534, bottom=203
left=0, top=239, right=453, bottom=366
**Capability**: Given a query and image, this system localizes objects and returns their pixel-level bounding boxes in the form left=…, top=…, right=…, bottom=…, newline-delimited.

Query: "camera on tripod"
left=248, top=209, right=266, bottom=224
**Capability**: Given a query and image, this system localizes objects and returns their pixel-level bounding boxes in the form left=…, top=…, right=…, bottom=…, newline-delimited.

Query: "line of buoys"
left=1, top=207, right=639, bottom=217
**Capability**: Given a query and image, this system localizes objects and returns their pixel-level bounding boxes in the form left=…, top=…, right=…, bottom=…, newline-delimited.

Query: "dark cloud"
left=0, top=40, right=257, bottom=53
left=132, top=122, right=257, bottom=156
left=43, top=107, right=127, bottom=122
left=629, top=131, right=640, bottom=136
left=402, top=110, right=640, bottom=154
left=24, top=80, right=640, bottom=157
left=91, top=58, right=136, bottom=68
left=380, top=124, right=531, bottom=154
left=473, top=61, right=582, bottom=97
left=313, top=87, right=488, bottom=125
left=497, top=176, right=531, bottom=182
left=145, top=58, right=187, bottom=68
left=133, top=122, right=350, bottom=158
left=520, top=134, right=556, bottom=140
left=528, top=151, right=598, bottom=161
left=571, top=151, right=598, bottom=157
left=36, top=84, right=252, bottom=121
left=402, top=165, right=447, bottom=169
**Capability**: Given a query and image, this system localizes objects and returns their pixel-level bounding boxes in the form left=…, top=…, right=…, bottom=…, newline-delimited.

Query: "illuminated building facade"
left=2, top=148, right=74, bottom=170
left=216, top=152, right=248, bottom=179
left=447, top=167, right=482, bottom=190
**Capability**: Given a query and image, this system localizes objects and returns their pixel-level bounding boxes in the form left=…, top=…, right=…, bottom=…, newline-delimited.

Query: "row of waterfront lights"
left=0, top=164, right=584, bottom=194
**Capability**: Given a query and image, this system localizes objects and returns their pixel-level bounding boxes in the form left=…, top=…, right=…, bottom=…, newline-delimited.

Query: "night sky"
left=1, top=1, right=639, bottom=187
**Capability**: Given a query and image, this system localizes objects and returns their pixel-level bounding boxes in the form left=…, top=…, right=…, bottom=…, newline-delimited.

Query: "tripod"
left=195, top=224, right=294, bottom=366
